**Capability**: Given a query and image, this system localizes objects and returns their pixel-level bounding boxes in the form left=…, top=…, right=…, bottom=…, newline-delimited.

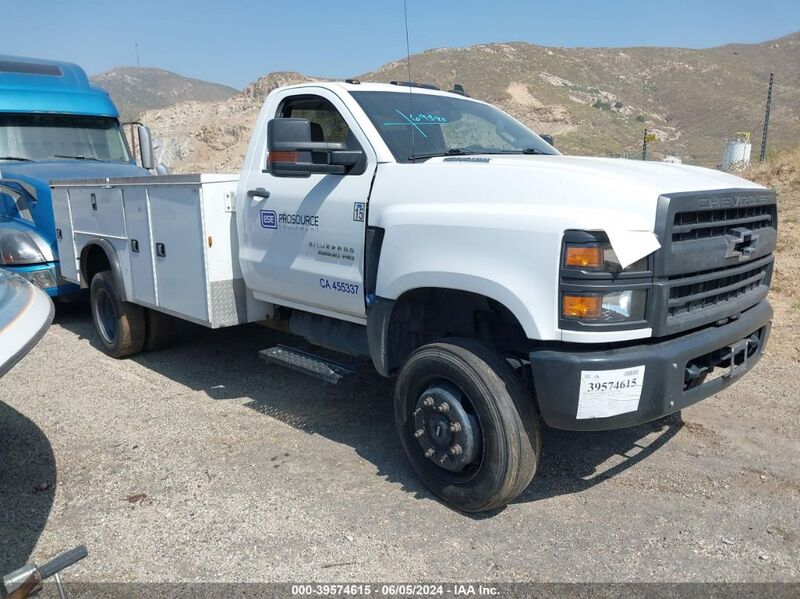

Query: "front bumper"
left=530, top=300, right=772, bottom=431
left=3, top=262, right=80, bottom=298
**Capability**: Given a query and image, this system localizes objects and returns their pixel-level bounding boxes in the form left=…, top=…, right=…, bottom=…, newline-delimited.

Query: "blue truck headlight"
left=21, top=268, right=57, bottom=290
left=0, top=230, right=47, bottom=265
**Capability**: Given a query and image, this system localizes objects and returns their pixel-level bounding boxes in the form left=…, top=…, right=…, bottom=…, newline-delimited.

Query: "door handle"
left=247, top=188, right=270, bottom=200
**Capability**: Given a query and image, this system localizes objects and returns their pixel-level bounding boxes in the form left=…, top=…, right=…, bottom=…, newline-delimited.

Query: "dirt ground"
left=1, top=306, right=798, bottom=583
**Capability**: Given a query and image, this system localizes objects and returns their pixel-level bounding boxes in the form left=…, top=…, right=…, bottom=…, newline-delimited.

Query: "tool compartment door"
left=51, top=187, right=79, bottom=283
left=122, top=186, right=156, bottom=306
left=93, top=187, right=127, bottom=238
left=148, top=184, right=209, bottom=322
left=69, top=186, right=127, bottom=239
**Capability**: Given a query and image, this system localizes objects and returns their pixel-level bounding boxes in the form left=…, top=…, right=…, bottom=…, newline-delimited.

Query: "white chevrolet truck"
left=51, top=81, right=776, bottom=511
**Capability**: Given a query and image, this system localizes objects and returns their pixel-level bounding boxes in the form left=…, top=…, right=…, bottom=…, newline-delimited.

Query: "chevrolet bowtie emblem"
left=724, top=227, right=759, bottom=261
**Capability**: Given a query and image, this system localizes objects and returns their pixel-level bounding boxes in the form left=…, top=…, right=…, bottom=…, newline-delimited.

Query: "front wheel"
left=90, top=271, right=145, bottom=358
left=394, top=338, right=540, bottom=512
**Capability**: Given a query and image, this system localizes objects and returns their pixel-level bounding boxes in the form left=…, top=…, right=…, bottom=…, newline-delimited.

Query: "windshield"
left=350, top=90, right=557, bottom=162
left=0, top=114, right=130, bottom=162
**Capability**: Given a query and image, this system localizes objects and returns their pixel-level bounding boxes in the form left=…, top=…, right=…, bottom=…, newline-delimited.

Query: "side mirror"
left=137, top=125, right=155, bottom=170
left=540, top=134, right=555, bottom=147
left=266, top=118, right=364, bottom=178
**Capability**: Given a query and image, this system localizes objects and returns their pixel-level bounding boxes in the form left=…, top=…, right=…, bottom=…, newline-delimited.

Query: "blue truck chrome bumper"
left=530, top=300, right=773, bottom=431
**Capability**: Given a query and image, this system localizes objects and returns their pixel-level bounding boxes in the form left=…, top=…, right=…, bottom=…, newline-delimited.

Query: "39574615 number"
left=588, top=379, right=639, bottom=392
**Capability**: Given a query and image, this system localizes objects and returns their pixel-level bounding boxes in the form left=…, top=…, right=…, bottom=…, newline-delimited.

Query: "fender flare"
left=366, top=296, right=394, bottom=377
left=79, top=238, right=127, bottom=301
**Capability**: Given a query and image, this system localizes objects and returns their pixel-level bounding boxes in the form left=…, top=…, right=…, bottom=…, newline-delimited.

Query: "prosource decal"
left=261, top=209, right=319, bottom=230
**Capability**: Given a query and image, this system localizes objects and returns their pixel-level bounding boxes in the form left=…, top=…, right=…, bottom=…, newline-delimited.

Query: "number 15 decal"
left=353, top=202, right=366, bottom=222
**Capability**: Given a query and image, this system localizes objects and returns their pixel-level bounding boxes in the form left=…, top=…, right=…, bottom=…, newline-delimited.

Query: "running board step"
left=259, top=345, right=357, bottom=385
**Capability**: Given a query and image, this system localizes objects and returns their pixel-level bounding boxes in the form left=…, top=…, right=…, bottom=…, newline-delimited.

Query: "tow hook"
left=723, top=333, right=760, bottom=379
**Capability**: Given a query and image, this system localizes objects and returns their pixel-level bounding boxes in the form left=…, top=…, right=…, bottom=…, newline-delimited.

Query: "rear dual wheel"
left=90, top=271, right=145, bottom=358
left=90, top=271, right=174, bottom=357
left=394, top=338, right=540, bottom=512
left=144, top=307, right=175, bottom=352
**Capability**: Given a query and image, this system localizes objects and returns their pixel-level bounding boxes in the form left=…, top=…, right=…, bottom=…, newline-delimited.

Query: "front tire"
left=394, top=338, right=540, bottom=512
left=90, top=271, right=145, bottom=358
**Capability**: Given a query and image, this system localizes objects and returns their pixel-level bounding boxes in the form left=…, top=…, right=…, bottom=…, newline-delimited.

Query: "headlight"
left=562, top=289, right=647, bottom=322
left=0, top=230, right=47, bottom=265
left=21, top=268, right=57, bottom=290
left=560, top=230, right=653, bottom=328
left=564, top=241, right=647, bottom=272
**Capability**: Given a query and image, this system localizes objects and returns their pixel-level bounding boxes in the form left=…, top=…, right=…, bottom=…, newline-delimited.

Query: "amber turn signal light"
left=562, top=294, right=603, bottom=319
left=268, top=150, right=299, bottom=164
left=564, top=245, right=603, bottom=269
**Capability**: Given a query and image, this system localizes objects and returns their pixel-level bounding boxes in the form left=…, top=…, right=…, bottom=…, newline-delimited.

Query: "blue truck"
left=0, top=55, right=153, bottom=298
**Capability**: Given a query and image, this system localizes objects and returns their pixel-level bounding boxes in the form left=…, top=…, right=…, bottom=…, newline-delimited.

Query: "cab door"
left=238, top=88, right=376, bottom=321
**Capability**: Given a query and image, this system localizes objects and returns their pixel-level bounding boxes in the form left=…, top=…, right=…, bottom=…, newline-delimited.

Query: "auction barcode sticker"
left=576, top=365, right=646, bottom=419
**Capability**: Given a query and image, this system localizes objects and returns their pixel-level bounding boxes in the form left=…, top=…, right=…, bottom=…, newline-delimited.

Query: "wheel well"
left=385, top=288, right=530, bottom=374
left=81, top=244, right=111, bottom=286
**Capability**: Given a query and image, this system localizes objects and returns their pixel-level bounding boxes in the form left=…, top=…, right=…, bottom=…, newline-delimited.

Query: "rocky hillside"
left=143, top=72, right=312, bottom=172
left=363, top=32, right=800, bottom=163
left=142, top=32, right=800, bottom=173
left=91, top=67, right=237, bottom=121
left=745, top=147, right=800, bottom=363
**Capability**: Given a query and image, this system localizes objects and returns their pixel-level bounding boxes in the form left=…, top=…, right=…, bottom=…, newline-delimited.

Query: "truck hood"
left=375, top=155, right=766, bottom=235
left=0, top=161, right=148, bottom=257
left=429, top=154, right=764, bottom=196
left=369, top=154, right=769, bottom=276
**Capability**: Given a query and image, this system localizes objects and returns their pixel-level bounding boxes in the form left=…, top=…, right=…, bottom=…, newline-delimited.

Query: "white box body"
left=52, top=174, right=269, bottom=328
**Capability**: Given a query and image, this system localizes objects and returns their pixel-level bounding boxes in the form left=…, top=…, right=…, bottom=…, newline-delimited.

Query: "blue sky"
left=6, top=1, right=800, bottom=89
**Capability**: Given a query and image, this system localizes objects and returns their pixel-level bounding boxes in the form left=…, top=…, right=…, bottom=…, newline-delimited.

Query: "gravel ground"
left=1, top=304, right=798, bottom=583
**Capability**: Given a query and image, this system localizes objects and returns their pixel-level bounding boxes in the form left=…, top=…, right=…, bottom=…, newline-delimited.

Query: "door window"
left=279, top=95, right=360, bottom=150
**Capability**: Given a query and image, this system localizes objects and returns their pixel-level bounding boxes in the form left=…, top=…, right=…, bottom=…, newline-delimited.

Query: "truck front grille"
left=672, top=204, right=777, bottom=242
left=667, top=258, right=772, bottom=319
left=651, top=189, right=777, bottom=336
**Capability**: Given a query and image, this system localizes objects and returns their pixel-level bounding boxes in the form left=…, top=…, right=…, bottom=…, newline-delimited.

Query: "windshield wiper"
left=0, top=156, right=32, bottom=161
left=408, top=148, right=552, bottom=161
left=408, top=148, right=476, bottom=162
left=482, top=148, right=551, bottom=156
left=51, top=154, right=102, bottom=161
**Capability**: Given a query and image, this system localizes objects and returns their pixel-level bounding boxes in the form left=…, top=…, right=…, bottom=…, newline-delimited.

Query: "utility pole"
left=641, top=128, right=649, bottom=161
left=759, top=72, right=774, bottom=162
